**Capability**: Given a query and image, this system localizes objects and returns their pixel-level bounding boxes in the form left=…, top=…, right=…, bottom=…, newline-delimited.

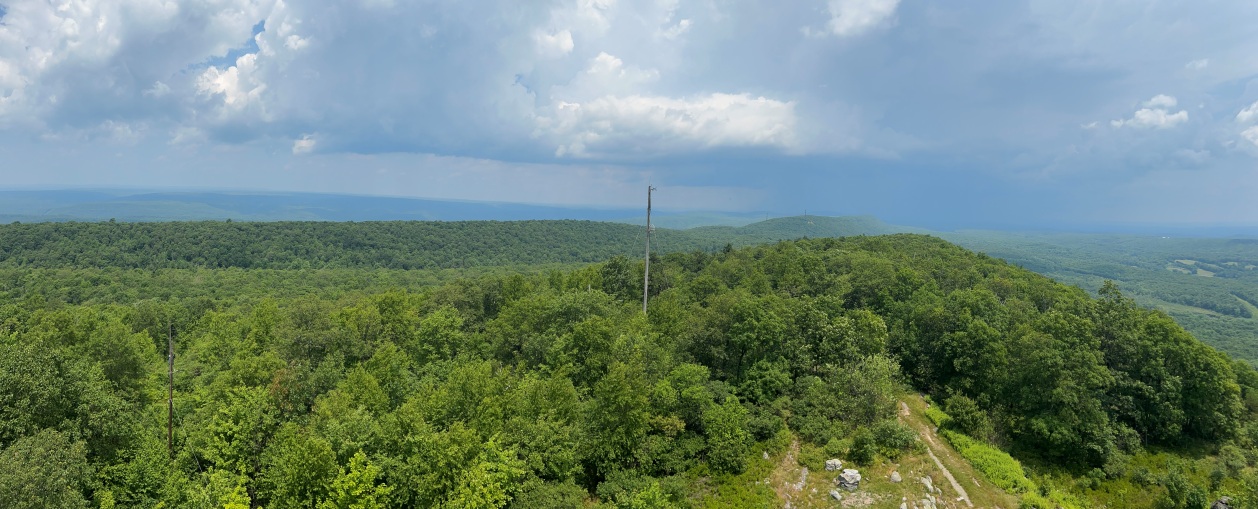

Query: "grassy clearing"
left=939, top=430, right=1034, bottom=495
left=1235, top=294, right=1258, bottom=318
left=901, top=396, right=1020, bottom=509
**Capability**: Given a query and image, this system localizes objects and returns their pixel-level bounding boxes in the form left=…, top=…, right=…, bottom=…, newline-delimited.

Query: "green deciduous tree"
left=0, top=429, right=90, bottom=509
left=702, top=396, right=751, bottom=474
left=319, top=451, right=393, bottom=509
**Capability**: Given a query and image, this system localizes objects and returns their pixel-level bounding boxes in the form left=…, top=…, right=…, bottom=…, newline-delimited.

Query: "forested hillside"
left=0, top=216, right=906, bottom=270
left=2, top=230, right=1256, bottom=508
left=947, top=232, right=1258, bottom=364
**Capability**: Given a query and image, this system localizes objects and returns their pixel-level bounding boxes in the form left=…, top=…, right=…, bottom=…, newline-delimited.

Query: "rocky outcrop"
left=838, top=468, right=862, bottom=491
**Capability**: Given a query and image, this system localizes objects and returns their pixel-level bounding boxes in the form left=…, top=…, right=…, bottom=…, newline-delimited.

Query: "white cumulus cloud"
left=809, top=0, right=901, bottom=38
left=1237, top=100, right=1258, bottom=124
left=1143, top=94, right=1178, bottom=109
left=1243, top=126, right=1258, bottom=148
left=1111, top=95, right=1188, bottom=129
left=535, top=51, right=798, bottom=157
left=197, top=53, right=269, bottom=118
left=292, top=134, right=316, bottom=154
left=539, top=93, right=797, bottom=158
left=0, top=0, right=276, bottom=129
left=533, top=29, right=574, bottom=58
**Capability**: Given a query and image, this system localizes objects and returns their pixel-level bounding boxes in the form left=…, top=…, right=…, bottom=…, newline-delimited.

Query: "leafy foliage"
left=941, top=430, right=1035, bottom=494
left=0, top=223, right=1251, bottom=508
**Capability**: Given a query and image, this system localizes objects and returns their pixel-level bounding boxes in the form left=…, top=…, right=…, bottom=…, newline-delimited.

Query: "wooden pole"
left=642, top=185, right=655, bottom=315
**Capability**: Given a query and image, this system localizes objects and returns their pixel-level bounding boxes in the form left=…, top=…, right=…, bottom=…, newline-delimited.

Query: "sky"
left=1, top=0, right=1257, bottom=230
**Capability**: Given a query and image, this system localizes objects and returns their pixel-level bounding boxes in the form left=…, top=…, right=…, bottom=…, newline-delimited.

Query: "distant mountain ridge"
left=0, top=215, right=912, bottom=271
left=0, top=189, right=782, bottom=227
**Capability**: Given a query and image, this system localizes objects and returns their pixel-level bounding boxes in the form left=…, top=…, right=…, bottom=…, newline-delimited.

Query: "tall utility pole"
left=167, top=322, right=175, bottom=457
left=642, top=185, right=655, bottom=315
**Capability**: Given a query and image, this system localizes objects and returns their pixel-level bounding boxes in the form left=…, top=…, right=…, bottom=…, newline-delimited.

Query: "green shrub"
left=746, top=407, right=784, bottom=441
left=1019, top=491, right=1052, bottom=509
left=943, top=394, right=992, bottom=440
left=848, top=428, right=876, bottom=466
left=871, top=420, right=920, bottom=460
left=941, top=429, right=1035, bottom=493
left=924, top=405, right=951, bottom=429
left=510, top=481, right=589, bottom=509
left=797, top=442, right=827, bottom=470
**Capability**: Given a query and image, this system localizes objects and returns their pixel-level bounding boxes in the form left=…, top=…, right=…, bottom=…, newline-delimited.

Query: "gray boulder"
left=838, top=468, right=862, bottom=491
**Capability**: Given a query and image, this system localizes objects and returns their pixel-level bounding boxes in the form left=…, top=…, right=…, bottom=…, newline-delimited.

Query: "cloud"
left=197, top=54, right=268, bottom=112
left=657, top=19, right=692, bottom=40
left=1184, top=59, right=1209, bottom=70
left=533, top=29, right=574, bottom=58
left=1143, top=95, right=1177, bottom=109
left=539, top=93, right=798, bottom=157
left=292, top=134, right=316, bottom=155
left=1243, top=126, right=1258, bottom=148
left=535, top=52, right=798, bottom=157
left=1110, top=95, right=1188, bottom=129
left=143, top=82, right=172, bottom=99
left=1237, top=100, right=1258, bottom=124
left=0, top=0, right=276, bottom=129
left=809, top=0, right=901, bottom=38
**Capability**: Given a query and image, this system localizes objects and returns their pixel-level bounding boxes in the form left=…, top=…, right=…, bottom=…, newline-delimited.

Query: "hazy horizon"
left=4, top=187, right=1258, bottom=237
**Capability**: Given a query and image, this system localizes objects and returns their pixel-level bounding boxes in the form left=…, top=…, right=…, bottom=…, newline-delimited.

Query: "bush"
left=924, top=406, right=951, bottom=429
left=941, top=429, right=1035, bottom=493
left=510, top=481, right=588, bottom=509
left=823, top=438, right=847, bottom=459
left=746, top=406, right=784, bottom=441
left=797, top=442, right=827, bottom=471
left=943, top=394, right=991, bottom=440
left=703, top=398, right=751, bottom=475
left=848, top=428, right=877, bottom=466
left=1020, top=491, right=1052, bottom=509
left=871, top=420, right=920, bottom=460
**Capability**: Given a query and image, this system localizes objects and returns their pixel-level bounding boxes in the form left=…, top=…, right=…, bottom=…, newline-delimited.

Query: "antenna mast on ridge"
left=643, top=185, right=655, bottom=315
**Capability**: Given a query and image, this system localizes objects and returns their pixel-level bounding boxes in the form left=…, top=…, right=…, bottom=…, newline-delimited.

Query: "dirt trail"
left=901, top=401, right=974, bottom=508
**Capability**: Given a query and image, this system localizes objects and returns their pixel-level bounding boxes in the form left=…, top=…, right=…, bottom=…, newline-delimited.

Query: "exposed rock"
left=1212, top=497, right=1233, bottom=509
left=839, top=468, right=862, bottom=491
left=900, top=504, right=907, bottom=509
left=763, top=451, right=770, bottom=460
left=825, top=458, right=843, bottom=471
left=890, top=471, right=902, bottom=483
left=920, top=476, right=934, bottom=493
left=830, top=489, right=842, bottom=501
left=792, top=466, right=809, bottom=491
